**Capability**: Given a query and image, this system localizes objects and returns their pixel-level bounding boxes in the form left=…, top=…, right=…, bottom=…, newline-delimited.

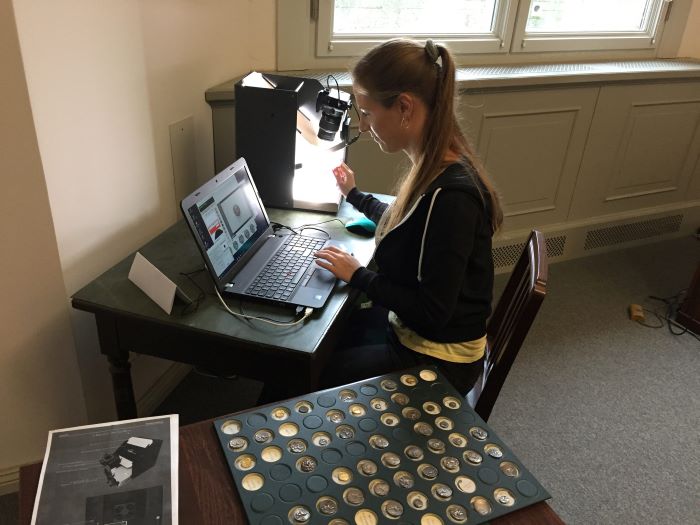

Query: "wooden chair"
left=467, top=230, right=548, bottom=422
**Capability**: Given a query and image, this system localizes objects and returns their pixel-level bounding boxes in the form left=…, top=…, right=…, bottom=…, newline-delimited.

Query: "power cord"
left=214, top=285, right=313, bottom=326
left=631, top=289, right=700, bottom=342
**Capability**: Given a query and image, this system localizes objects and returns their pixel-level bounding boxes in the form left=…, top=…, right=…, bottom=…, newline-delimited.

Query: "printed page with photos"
left=31, top=414, right=178, bottom=525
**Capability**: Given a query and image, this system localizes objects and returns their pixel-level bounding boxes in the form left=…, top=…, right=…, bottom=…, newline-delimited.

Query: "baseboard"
left=0, top=465, right=19, bottom=495
left=137, top=362, right=192, bottom=417
left=493, top=201, right=700, bottom=273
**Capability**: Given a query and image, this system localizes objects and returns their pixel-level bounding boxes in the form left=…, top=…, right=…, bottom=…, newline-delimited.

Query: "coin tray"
left=214, top=367, right=549, bottom=525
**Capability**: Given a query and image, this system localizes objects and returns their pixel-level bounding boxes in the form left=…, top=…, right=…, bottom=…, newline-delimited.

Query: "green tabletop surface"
left=71, top=198, right=385, bottom=356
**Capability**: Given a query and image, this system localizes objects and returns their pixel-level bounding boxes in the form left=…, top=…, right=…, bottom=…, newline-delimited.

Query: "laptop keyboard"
left=245, top=236, right=327, bottom=301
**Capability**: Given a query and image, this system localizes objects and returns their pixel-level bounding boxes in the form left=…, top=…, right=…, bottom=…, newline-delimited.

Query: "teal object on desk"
left=345, top=216, right=376, bottom=237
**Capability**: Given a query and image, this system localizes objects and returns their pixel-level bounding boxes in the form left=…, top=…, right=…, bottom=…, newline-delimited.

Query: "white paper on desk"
left=31, top=414, right=179, bottom=525
left=128, top=251, right=177, bottom=314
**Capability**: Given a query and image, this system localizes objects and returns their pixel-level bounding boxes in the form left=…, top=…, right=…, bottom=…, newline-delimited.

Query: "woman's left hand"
left=314, top=245, right=361, bottom=283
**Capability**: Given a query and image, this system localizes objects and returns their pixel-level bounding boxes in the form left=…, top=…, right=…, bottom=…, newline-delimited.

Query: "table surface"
left=20, top=417, right=566, bottom=525
left=71, top=201, right=378, bottom=357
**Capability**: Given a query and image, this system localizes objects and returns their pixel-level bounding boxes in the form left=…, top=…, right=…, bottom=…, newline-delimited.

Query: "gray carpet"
left=4, top=236, right=697, bottom=525
left=488, top=235, right=699, bottom=524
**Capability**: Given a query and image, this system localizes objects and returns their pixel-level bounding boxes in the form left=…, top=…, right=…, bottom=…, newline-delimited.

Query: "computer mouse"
left=345, top=216, right=376, bottom=237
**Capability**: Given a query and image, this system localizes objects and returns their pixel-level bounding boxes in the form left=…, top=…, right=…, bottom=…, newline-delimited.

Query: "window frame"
left=315, top=0, right=518, bottom=57
left=510, top=0, right=672, bottom=53
left=276, top=0, right=687, bottom=71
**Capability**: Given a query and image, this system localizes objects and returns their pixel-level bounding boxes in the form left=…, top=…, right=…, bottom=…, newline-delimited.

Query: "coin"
left=427, top=438, right=446, bottom=453
left=235, top=454, right=255, bottom=470
left=381, top=413, right=399, bottom=426
left=394, top=471, right=414, bottom=489
left=288, top=439, right=306, bottom=453
left=271, top=407, right=289, bottom=421
left=228, top=437, right=247, bottom=452
left=290, top=506, right=311, bottom=523
left=336, top=425, right=354, bottom=439
left=407, top=491, right=428, bottom=510
left=312, top=432, right=331, bottom=447
left=344, top=487, right=364, bottom=505
left=447, top=504, right=468, bottom=523
left=435, top=416, right=453, bottom=430
left=382, top=500, right=404, bottom=518
left=402, top=407, right=421, bottom=421
left=423, top=401, right=441, bottom=415
left=295, top=400, right=314, bottom=413
left=357, top=460, right=378, bottom=476
left=470, top=426, right=488, bottom=440
left=369, top=435, right=389, bottom=449
left=471, top=496, right=492, bottom=515
left=297, top=456, right=317, bottom=473
left=414, top=422, right=434, bottom=436
left=391, top=392, right=409, bottom=405
left=443, top=396, right=462, bottom=409
left=369, top=479, right=390, bottom=496
left=494, top=488, right=516, bottom=506
left=405, top=445, right=424, bottom=460
left=448, top=433, right=467, bottom=447
left=418, top=464, right=438, bottom=480
left=349, top=404, right=366, bottom=417
left=327, top=410, right=345, bottom=423
left=371, top=398, right=388, bottom=411
left=381, top=452, right=401, bottom=468
left=485, top=443, right=503, bottom=458
left=400, top=374, right=418, bottom=386
left=317, top=497, right=338, bottom=515
left=254, top=429, right=273, bottom=443
left=441, top=456, right=460, bottom=472
left=339, top=389, right=357, bottom=402
left=220, top=419, right=241, bottom=434
left=455, top=475, right=477, bottom=493
left=432, top=483, right=453, bottom=500
left=381, top=379, right=398, bottom=391
left=500, top=461, right=520, bottom=477
left=464, top=450, right=483, bottom=464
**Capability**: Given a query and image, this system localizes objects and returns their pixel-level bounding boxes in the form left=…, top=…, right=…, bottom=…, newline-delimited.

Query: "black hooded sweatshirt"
left=347, top=162, right=494, bottom=343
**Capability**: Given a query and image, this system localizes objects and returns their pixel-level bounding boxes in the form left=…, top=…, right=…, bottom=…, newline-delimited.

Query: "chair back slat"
left=468, top=230, right=548, bottom=421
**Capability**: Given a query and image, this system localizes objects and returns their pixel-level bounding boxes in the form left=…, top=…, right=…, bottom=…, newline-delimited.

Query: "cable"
left=644, top=290, right=700, bottom=342
left=214, top=285, right=313, bottom=326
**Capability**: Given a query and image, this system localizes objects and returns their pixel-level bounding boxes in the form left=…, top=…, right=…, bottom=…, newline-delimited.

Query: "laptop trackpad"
left=304, top=267, right=334, bottom=289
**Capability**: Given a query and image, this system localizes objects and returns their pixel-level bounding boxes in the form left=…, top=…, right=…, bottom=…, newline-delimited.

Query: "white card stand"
left=128, top=252, right=178, bottom=314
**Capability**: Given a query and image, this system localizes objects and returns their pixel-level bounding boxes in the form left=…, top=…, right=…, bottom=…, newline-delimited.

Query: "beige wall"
left=2, top=0, right=275, bottom=479
left=0, top=0, right=86, bottom=481
left=678, top=0, right=700, bottom=58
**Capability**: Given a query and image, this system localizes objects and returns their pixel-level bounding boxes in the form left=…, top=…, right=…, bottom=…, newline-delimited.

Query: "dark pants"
left=321, top=305, right=484, bottom=396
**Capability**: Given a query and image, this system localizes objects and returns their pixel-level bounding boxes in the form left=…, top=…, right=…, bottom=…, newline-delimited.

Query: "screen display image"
left=186, top=167, right=268, bottom=279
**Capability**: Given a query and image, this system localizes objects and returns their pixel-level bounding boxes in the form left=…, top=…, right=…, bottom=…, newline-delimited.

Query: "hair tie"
left=425, top=39, right=439, bottom=64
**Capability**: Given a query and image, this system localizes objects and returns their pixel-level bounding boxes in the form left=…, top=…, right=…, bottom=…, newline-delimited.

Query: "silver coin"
left=420, top=465, right=438, bottom=479
left=288, top=439, right=306, bottom=453
left=447, top=504, right=468, bottom=521
left=228, top=437, right=247, bottom=451
left=470, top=426, right=488, bottom=440
left=405, top=446, right=423, bottom=459
left=485, top=444, right=503, bottom=458
left=397, top=474, right=413, bottom=489
left=436, top=485, right=453, bottom=498
left=298, top=457, right=317, bottom=472
left=254, top=429, right=272, bottom=443
left=292, top=508, right=310, bottom=522
left=318, top=499, right=338, bottom=515
left=372, top=480, right=390, bottom=496
left=382, top=453, right=400, bottom=467
left=338, top=427, right=354, bottom=439
left=441, top=457, right=460, bottom=471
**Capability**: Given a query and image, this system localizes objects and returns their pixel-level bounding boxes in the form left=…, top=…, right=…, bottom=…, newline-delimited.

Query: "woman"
left=314, top=38, right=503, bottom=396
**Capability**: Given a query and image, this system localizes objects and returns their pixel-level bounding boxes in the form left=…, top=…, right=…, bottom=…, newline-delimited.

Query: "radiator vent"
left=493, top=235, right=566, bottom=268
left=584, top=214, right=683, bottom=250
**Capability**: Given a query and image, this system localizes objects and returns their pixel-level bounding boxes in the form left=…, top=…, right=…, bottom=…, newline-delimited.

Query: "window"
left=511, top=0, right=670, bottom=52
left=317, top=0, right=517, bottom=56
left=277, top=0, right=679, bottom=70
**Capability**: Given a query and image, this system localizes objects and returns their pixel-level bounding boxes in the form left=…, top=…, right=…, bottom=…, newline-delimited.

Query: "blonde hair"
left=352, top=38, right=503, bottom=232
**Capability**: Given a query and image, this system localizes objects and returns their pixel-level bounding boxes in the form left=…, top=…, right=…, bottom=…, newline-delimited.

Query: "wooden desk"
left=20, top=418, right=566, bottom=525
left=71, top=202, right=377, bottom=419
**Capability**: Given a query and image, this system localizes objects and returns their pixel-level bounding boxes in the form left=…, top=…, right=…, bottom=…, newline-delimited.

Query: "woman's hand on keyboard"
left=314, top=245, right=361, bottom=283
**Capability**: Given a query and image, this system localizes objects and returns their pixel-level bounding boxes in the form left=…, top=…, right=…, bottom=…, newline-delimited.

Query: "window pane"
left=526, top=0, right=653, bottom=33
left=333, top=0, right=498, bottom=35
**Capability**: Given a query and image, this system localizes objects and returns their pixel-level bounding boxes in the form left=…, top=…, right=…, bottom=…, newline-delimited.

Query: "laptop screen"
left=184, top=163, right=269, bottom=279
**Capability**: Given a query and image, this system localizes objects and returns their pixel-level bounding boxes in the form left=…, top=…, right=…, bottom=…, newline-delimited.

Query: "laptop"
left=181, top=157, right=339, bottom=309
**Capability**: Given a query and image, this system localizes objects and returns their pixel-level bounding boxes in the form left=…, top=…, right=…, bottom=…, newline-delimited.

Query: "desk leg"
left=96, top=314, right=137, bottom=420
